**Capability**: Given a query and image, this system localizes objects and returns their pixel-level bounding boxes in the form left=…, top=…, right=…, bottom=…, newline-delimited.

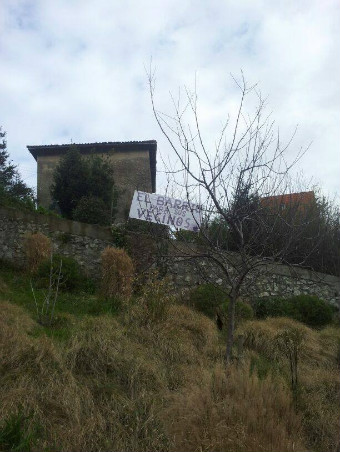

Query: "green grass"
left=249, top=353, right=282, bottom=380
left=0, top=410, right=40, bottom=452
left=0, top=260, right=121, bottom=321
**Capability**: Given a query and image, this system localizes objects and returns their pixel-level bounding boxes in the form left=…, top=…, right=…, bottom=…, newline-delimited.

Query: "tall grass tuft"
left=240, top=317, right=340, bottom=452
left=128, top=272, right=174, bottom=326
left=23, top=232, right=51, bottom=273
left=100, top=247, right=134, bottom=299
left=163, top=363, right=306, bottom=452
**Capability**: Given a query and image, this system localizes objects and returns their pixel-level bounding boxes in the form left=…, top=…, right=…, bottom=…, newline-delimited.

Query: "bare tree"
left=148, top=70, right=314, bottom=364
left=30, top=253, right=63, bottom=326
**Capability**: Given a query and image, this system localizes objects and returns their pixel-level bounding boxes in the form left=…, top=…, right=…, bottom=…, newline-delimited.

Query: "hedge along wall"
left=1, top=205, right=340, bottom=306
left=0, top=206, right=114, bottom=278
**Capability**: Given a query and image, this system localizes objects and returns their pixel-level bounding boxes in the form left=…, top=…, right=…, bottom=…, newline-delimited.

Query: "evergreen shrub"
left=221, top=299, right=254, bottom=321
left=189, top=283, right=227, bottom=318
left=252, top=294, right=333, bottom=328
left=289, top=295, right=334, bottom=327
left=72, top=195, right=111, bottom=225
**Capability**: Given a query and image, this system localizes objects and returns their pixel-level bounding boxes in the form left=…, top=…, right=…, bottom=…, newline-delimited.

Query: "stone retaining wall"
left=168, top=255, right=340, bottom=306
left=0, top=206, right=113, bottom=277
left=1, top=206, right=339, bottom=306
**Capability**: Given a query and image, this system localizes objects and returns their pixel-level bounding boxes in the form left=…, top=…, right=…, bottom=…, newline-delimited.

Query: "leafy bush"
left=253, top=295, right=333, bottom=328
left=72, top=195, right=111, bottom=225
left=189, top=284, right=253, bottom=324
left=288, top=295, right=334, bottom=328
left=110, top=224, right=128, bottom=248
left=189, top=283, right=227, bottom=318
left=35, top=205, right=61, bottom=217
left=221, top=299, right=254, bottom=321
left=101, top=247, right=134, bottom=299
left=23, top=232, right=51, bottom=273
left=36, top=254, right=92, bottom=292
left=252, top=297, right=293, bottom=319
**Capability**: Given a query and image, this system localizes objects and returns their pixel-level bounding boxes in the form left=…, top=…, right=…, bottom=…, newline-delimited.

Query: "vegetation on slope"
left=0, top=264, right=339, bottom=452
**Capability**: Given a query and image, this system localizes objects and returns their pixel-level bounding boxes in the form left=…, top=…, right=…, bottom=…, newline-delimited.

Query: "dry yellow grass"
left=0, top=301, right=94, bottom=451
left=163, top=363, right=306, bottom=452
left=101, top=247, right=134, bottom=299
left=23, top=232, right=51, bottom=273
left=240, top=317, right=340, bottom=452
left=1, top=299, right=339, bottom=452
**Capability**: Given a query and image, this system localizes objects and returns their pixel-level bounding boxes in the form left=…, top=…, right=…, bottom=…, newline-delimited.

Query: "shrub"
left=23, top=232, right=51, bottom=273
left=110, top=224, right=128, bottom=248
left=253, top=295, right=333, bottom=328
left=72, top=195, right=111, bottom=225
left=189, top=283, right=227, bottom=318
left=35, top=206, right=61, bottom=218
left=36, top=254, right=90, bottom=292
left=252, top=296, right=292, bottom=319
left=221, top=299, right=254, bottom=322
left=101, top=247, right=134, bottom=299
left=289, top=295, right=333, bottom=328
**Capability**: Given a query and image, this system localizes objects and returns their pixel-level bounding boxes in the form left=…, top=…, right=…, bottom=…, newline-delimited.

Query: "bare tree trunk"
left=225, top=293, right=237, bottom=364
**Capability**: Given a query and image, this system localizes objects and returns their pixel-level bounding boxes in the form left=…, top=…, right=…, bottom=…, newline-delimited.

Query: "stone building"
left=27, top=140, right=157, bottom=221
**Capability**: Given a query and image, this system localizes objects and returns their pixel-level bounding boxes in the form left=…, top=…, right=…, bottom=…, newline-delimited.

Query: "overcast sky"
left=1, top=0, right=339, bottom=200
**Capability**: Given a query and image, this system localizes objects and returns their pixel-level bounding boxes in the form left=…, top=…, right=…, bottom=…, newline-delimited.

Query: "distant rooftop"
left=261, top=191, right=315, bottom=203
left=27, top=140, right=157, bottom=192
left=261, top=191, right=316, bottom=210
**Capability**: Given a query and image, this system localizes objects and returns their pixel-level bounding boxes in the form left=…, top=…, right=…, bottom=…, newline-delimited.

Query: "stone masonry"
left=1, top=205, right=339, bottom=306
left=0, top=206, right=113, bottom=278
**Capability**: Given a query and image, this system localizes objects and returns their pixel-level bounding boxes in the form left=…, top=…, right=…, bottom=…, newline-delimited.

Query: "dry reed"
left=23, top=232, right=51, bottom=273
left=100, top=247, right=134, bottom=299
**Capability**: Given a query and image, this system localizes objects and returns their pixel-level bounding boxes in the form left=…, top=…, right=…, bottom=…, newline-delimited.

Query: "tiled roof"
left=261, top=191, right=316, bottom=209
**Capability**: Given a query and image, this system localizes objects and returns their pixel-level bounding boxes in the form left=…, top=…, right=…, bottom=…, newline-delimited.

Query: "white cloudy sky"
left=1, top=0, right=339, bottom=199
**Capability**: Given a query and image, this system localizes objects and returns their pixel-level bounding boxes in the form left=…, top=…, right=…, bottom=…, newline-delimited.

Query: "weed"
left=188, top=283, right=227, bottom=318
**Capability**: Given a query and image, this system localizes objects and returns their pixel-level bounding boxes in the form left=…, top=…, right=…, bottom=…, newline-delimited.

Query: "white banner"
left=129, top=191, right=202, bottom=232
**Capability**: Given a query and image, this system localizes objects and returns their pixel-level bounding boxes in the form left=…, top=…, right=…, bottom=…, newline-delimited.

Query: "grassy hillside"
left=0, top=262, right=339, bottom=452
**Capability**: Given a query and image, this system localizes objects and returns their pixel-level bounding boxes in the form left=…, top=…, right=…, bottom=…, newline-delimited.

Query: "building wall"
left=100, top=150, right=152, bottom=222
left=37, top=149, right=153, bottom=221
left=37, top=154, right=61, bottom=209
